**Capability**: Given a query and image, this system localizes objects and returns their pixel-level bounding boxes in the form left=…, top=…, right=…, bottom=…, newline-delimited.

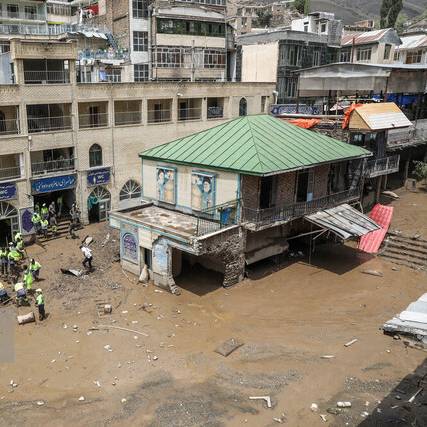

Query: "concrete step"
left=386, top=241, right=427, bottom=257
left=384, top=248, right=427, bottom=263
left=380, top=252, right=426, bottom=269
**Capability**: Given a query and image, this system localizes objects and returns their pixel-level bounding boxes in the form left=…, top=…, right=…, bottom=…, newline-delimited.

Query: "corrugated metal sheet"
left=342, top=29, right=391, bottom=46
left=353, top=102, right=412, bottom=130
left=383, top=293, right=427, bottom=340
left=305, top=204, right=380, bottom=240
left=358, top=204, right=394, bottom=253
left=140, top=115, right=371, bottom=176
left=399, top=34, right=427, bottom=50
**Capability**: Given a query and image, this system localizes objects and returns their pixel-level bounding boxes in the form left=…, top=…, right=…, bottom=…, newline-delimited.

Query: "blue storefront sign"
left=87, top=168, right=110, bottom=186
left=31, top=174, right=77, bottom=194
left=0, top=182, right=17, bottom=201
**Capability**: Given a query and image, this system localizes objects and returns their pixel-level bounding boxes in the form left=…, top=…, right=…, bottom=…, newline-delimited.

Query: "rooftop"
left=140, top=115, right=371, bottom=176
left=341, top=28, right=401, bottom=46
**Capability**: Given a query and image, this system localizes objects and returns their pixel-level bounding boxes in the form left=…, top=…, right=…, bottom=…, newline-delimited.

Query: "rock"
left=327, top=408, right=341, bottom=415
left=104, top=344, right=113, bottom=352
left=121, top=398, right=127, bottom=404
left=337, top=402, right=352, bottom=408
left=362, top=270, right=383, bottom=277
left=361, top=411, right=369, bottom=417
left=393, top=335, right=400, bottom=340
left=78, top=396, right=85, bottom=401
left=36, top=401, right=45, bottom=406
left=17, top=312, right=35, bottom=325
left=153, top=355, right=158, bottom=361
left=311, top=403, right=319, bottom=412
left=214, top=338, right=244, bottom=357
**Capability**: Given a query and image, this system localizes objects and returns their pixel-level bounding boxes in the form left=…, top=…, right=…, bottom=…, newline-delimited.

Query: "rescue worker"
left=35, top=288, right=46, bottom=321
left=40, top=218, right=49, bottom=238
left=0, top=247, right=8, bottom=277
left=8, top=245, right=22, bottom=281
left=80, top=245, right=93, bottom=270
left=57, top=195, right=63, bottom=218
left=14, top=232, right=22, bottom=243
left=48, top=201, right=56, bottom=218
left=67, top=221, right=78, bottom=239
left=14, top=282, right=28, bottom=307
left=31, top=211, right=41, bottom=235
left=41, top=203, right=49, bottom=220
left=0, top=281, right=9, bottom=303
left=22, top=266, right=33, bottom=293
left=29, top=258, right=41, bottom=280
left=15, top=236, right=25, bottom=255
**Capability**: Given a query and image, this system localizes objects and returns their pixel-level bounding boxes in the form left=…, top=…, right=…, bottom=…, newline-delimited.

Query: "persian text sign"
left=31, top=174, right=76, bottom=194
left=87, top=168, right=110, bottom=186
left=0, top=182, right=17, bottom=201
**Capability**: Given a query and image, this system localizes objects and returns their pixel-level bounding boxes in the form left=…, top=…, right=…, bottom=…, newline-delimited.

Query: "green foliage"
left=294, top=0, right=310, bottom=15
left=395, top=12, right=408, bottom=34
left=254, top=9, right=273, bottom=28
left=413, top=161, right=427, bottom=183
left=380, top=0, right=403, bottom=29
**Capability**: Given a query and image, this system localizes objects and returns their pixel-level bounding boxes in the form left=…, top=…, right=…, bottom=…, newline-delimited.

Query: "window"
left=303, top=23, right=308, bottom=32
left=7, top=4, right=19, bottom=18
left=133, top=31, right=148, bottom=52
left=340, top=49, right=351, bottom=62
left=356, top=47, right=372, bottom=62
left=132, top=0, right=148, bottom=18
left=203, top=49, right=226, bottom=69
left=384, top=44, right=391, bottom=60
left=296, top=169, right=314, bottom=203
left=134, top=64, right=149, bottom=81
left=286, top=45, right=302, bottom=66
left=239, top=98, right=247, bottom=116
left=154, top=47, right=182, bottom=68
left=406, top=50, right=423, bottom=64
left=156, top=19, right=225, bottom=37
left=120, top=180, right=142, bottom=201
left=394, top=50, right=400, bottom=61
left=313, top=49, right=321, bottom=66
left=24, top=5, right=37, bottom=19
left=320, top=23, right=327, bottom=33
left=261, top=96, right=268, bottom=113
left=285, top=78, right=298, bottom=98
left=89, top=144, right=102, bottom=168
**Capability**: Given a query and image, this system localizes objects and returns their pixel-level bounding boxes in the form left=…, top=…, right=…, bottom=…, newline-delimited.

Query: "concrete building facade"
left=0, top=38, right=274, bottom=244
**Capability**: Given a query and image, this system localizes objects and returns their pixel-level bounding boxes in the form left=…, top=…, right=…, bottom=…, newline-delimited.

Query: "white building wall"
left=241, top=42, right=278, bottom=83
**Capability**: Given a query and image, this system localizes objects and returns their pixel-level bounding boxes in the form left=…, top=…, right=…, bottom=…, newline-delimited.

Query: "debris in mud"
left=344, top=339, right=358, bottom=347
left=382, top=191, right=399, bottom=199
left=104, top=344, right=113, bottom=352
left=327, top=407, right=341, bottom=415
left=17, top=312, right=35, bottom=325
left=362, top=270, right=383, bottom=277
left=215, top=338, right=244, bottom=357
left=337, top=401, right=352, bottom=408
left=60, top=268, right=83, bottom=277
left=310, top=403, right=319, bottom=412
left=78, top=396, right=85, bottom=401
left=36, top=401, right=45, bottom=406
left=320, top=355, right=335, bottom=359
left=249, top=395, right=272, bottom=408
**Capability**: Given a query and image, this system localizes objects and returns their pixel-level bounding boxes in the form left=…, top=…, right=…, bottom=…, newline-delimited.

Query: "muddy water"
left=0, top=188, right=426, bottom=427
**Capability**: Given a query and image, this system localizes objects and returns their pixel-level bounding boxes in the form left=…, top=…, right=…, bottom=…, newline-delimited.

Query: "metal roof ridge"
left=246, top=115, right=268, bottom=174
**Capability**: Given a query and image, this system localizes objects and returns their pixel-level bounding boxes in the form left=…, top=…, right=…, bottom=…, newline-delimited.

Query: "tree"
left=254, top=9, right=273, bottom=28
left=413, top=161, right=427, bottom=185
left=380, top=0, right=403, bottom=29
left=294, top=0, right=310, bottom=15
left=394, top=12, right=408, bottom=34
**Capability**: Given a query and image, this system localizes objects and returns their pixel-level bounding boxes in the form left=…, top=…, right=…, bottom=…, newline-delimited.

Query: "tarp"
left=288, top=119, right=321, bottom=129
left=305, top=204, right=380, bottom=240
left=358, top=204, right=394, bottom=253
left=342, top=103, right=363, bottom=129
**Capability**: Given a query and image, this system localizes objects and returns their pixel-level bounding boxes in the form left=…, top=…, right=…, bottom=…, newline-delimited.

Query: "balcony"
left=31, top=158, right=75, bottom=176
left=28, top=116, right=73, bottom=133
left=0, top=10, right=46, bottom=21
left=0, top=23, right=47, bottom=35
left=178, top=107, right=202, bottom=122
left=365, top=155, right=400, bottom=178
left=242, top=187, right=361, bottom=229
left=114, top=111, right=142, bottom=126
left=79, top=112, right=109, bottom=129
left=78, top=48, right=129, bottom=62
left=23, top=70, right=70, bottom=84
left=195, top=200, right=239, bottom=237
left=0, top=165, right=21, bottom=181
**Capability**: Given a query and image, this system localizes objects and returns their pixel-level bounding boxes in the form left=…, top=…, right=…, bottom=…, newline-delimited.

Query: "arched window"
left=120, top=180, right=142, bottom=201
left=239, top=98, right=247, bottom=117
left=89, top=144, right=102, bottom=168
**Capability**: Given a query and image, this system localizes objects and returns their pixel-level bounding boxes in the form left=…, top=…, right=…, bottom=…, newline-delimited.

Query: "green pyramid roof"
left=140, top=115, right=371, bottom=176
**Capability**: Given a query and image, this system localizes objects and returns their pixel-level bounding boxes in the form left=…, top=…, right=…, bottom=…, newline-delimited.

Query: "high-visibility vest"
left=16, top=240, right=24, bottom=251
left=30, top=261, right=41, bottom=271
left=24, top=272, right=33, bottom=290
left=41, top=219, right=48, bottom=228
left=31, top=213, right=41, bottom=224
left=14, top=232, right=22, bottom=242
left=0, top=250, right=7, bottom=258
left=41, top=207, right=48, bottom=216
left=8, top=250, right=21, bottom=262
left=36, top=293, right=44, bottom=305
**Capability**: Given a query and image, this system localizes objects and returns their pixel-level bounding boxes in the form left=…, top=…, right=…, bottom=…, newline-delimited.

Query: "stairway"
left=379, top=232, right=427, bottom=270
left=37, top=218, right=83, bottom=243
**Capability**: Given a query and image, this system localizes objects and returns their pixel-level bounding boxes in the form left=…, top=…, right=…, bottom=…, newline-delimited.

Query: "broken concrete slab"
left=82, top=236, right=94, bottom=246
left=17, top=312, right=35, bottom=325
left=60, top=268, right=83, bottom=277
left=214, top=338, right=244, bottom=357
left=249, top=396, right=272, bottom=408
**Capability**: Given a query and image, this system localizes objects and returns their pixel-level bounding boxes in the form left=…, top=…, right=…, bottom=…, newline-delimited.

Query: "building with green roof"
left=110, top=114, right=375, bottom=293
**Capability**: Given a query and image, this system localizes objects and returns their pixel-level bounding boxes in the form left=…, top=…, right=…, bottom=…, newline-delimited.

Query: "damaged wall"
left=313, top=164, right=330, bottom=199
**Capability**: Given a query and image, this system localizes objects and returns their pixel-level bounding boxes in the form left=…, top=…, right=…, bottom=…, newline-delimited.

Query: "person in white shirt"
left=80, top=245, right=93, bottom=270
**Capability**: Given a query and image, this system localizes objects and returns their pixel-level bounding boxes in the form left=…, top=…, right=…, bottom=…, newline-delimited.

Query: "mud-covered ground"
left=0, top=187, right=427, bottom=427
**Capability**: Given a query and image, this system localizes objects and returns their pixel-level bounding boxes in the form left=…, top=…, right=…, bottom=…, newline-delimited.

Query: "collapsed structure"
left=110, top=114, right=380, bottom=291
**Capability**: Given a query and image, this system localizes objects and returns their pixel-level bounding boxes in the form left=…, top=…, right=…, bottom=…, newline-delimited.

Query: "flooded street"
left=1, top=187, right=427, bottom=427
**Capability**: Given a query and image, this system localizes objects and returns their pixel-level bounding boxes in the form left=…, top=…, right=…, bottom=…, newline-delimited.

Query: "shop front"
left=87, top=168, right=111, bottom=223
left=0, top=182, right=19, bottom=245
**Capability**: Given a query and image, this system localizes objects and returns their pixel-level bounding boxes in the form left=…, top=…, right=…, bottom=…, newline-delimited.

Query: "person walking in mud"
left=80, top=245, right=93, bottom=271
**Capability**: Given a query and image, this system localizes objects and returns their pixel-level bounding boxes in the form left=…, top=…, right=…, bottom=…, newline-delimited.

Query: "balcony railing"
left=24, top=70, right=70, bottom=84
left=207, top=106, right=224, bottom=119
left=365, top=155, right=400, bottom=178
left=0, top=11, right=46, bottom=21
left=243, top=187, right=361, bottom=228
left=195, top=199, right=239, bottom=237
left=148, top=109, right=172, bottom=124
left=0, top=23, right=47, bottom=35
left=0, top=166, right=21, bottom=181
left=31, top=158, right=75, bottom=176
left=28, top=116, right=72, bottom=133
left=114, top=111, right=142, bottom=126
left=79, top=49, right=129, bottom=62
left=79, top=113, right=109, bottom=129
left=178, top=107, right=202, bottom=121
left=0, top=118, right=20, bottom=135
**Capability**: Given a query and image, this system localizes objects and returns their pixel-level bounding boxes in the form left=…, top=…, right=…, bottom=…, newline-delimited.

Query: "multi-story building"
left=0, top=38, right=274, bottom=245
left=109, top=114, right=376, bottom=291
left=96, top=0, right=229, bottom=83
left=394, top=31, right=427, bottom=65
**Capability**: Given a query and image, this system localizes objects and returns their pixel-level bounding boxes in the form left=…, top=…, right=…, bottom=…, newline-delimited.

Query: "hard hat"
left=36, top=288, right=42, bottom=293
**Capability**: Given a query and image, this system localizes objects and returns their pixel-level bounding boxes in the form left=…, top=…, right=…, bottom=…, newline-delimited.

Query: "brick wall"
left=275, top=171, right=295, bottom=206
left=241, top=175, right=259, bottom=209
left=313, top=164, right=330, bottom=199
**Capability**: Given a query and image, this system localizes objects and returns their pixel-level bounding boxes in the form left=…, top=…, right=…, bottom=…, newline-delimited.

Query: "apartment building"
left=0, top=38, right=274, bottom=244
left=394, top=31, right=427, bottom=65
